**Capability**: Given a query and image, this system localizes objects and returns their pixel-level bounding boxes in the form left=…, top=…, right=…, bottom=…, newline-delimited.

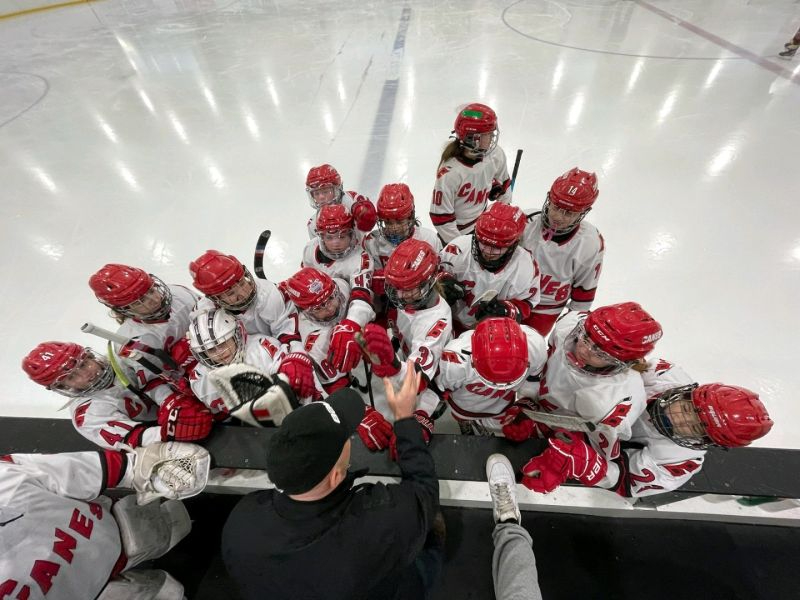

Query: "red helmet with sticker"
left=584, top=302, right=662, bottom=362
left=471, top=318, right=529, bottom=390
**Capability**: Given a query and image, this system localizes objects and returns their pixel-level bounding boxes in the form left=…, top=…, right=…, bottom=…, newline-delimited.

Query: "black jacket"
left=221, top=417, right=439, bottom=600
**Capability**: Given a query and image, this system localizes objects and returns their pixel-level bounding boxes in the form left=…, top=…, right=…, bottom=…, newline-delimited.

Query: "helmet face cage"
left=306, top=183, right=344, bottom=209
left=378, top=215, right=418, bottom=246
left=318, top=228, right=357, bottom=260
left=459, top=128, right=498, bottom=158
left=473, top=364, right=527, bottom=391
left=303, top=287, right=347, bottom=326
left=189, top=311, right=246, bottom=368
left=647, top=384, right=712, bottom=449
left=112, top=276, right=173, bottom=322
left=563, top=322, right=629, bottom=377
left=471, top=235, right=517, bottom=271
left=210, top=268, right=257, bottom=312
left=385, top=276, right=437, bottom=310
left=541, top=196, right=589, bottom=237
left=50, top=348, right=115, bottom=398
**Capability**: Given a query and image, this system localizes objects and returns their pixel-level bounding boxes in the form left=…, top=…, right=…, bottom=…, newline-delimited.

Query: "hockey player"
left=435, top=317, right=547, bottom=436
left=304, top=163, right=377, bottom=238
left=88, top=263, right=199, bottom=405
left=189, top=249, right=300, bottom=347
left=523, top=360, right=774, bottom=497
left=22, top=341, right=212, bottom=450
left=302, top=204, right=376, bottom=374
left=429, top=103, right=512, bottom=244
left=516, top=303, right=662, bottom=492
left=186, top=307, right=316, bottom=416
left=519, top=168, right=604, bottom=336
left=0, top=441, right=209, bottom=599
left=438, top=202, right=540, bottom=332
left=358, top=239, right=453, bottom=457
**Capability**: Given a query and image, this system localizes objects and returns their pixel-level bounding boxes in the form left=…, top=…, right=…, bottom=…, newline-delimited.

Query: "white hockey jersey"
left=193, top=279, right=300, bottom=347
left=440, top=235, right=541, bottom=330
left=520, top=214, right=604, bottom=316
left=363, top=226, right=443, bottom=269
left=436, top=326, right=547, bottom=433
left=305, top=190, right=374, bottom=239
left=0, top=451, right=124, bottom=600
left=429, top=148, right=511, bottom=244
left=67, top=385, right=161, bottom=451
left=384, top=296, right=453, bottom=416
left=190, top=334, right=286, bottom=417
left=535, top=312, right=647, bottom=462
left=301, top=240, right=376, bottom=328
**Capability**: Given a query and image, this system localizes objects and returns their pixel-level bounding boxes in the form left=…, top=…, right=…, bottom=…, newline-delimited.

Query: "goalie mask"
left=89, top=264, right=173, bottom=322
left=22, top=342, right=115, bottom=398
left=188, top=308, right=246, bottom=368
left=377, top=183, right=417, bottom=246
left=283, top=268, right=346, bottom=325
left=472, top=203, right=526, bottom=271
left=385, top=239, right=440, bottom=310
left=471, top=318, right=529, bottom=390
left=564, top=303, right=662, bottom=376
left=453, top=103, right=498, bottom=159
left=542, top=168, right=598, bottom=238
left=189, top=249, right=257, bottom=312
left=649, top=383, right=773, bottom=450
left=306, top=164, right=344, bottom=208
left=316, top=204, right=357, bottom=260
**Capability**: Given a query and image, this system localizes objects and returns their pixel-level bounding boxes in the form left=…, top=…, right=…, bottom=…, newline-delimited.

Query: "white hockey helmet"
left=188, top=308, right=246, bottom=368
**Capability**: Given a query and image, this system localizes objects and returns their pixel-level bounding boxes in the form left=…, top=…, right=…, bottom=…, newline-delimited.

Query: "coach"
left=221, top=364, right=440, bottom=600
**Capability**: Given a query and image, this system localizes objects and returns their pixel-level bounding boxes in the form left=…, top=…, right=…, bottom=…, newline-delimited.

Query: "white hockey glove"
left=209, top=363, right=300, bottom=427
left=129, top=442, right=211, bottom=505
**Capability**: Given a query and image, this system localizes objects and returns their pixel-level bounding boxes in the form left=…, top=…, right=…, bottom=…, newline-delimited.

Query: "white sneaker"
left=486, top=453, right=521, bottom=524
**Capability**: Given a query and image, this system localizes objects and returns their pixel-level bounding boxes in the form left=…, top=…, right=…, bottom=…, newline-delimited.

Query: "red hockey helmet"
left=305, top=164, right=344, bottom=208
left=385, top=239, right=440, bottom=309
left=377, top=183, right=416, bottom=245
left=542, top=168, right=599, bottom=237
left=473, top=203, right=526, bottom=271
left=453, top=103, right=499, bottom=157
left=22, top=341, right=114, bottom=397
left=693, top=384, right=773, bottom=447
left=584, top=302, right=662, bottom=363
left=89, top=264, right=172, bottom=321
left=471, top=318, right=529, bottom=390
left=283, top=267, right=345, bottom=324
left=316, top=204, right=357, bottom=260
left=189, top=250, right=256, bottom=311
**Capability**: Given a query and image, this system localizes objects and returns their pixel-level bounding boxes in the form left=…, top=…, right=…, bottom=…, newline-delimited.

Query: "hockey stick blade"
left=253, top=229, right=271, bottom=279
left=520, top=408, right=596, bottom=433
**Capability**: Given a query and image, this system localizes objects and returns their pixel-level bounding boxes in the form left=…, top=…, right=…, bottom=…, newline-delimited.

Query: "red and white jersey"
left=305, top=191, right=373, bottom=239
left=0, top=451, right=124, bottom=600
left=385, top=296, right=453, bottom=416
left=617, top=359, right=706, bottom=498
left=301, top=240, right=376, bottom=328
left=536, top=311, right=647, bottom=462
left=440, top=235, right=540, bottom=330
left=520, top=215, right=604, bottom=315
left=429, top=148, right=511, bottom=244
left=113, top=284, right=199, bottom=406
left=363, top=226, right=443, bottom=269
left=194, top=280, right=300, bottom=347
left=66, top=385, right=160, bottom=451
left=436, top=326, right=547, bottom=432
left=190, top=334, right=285, bottom=417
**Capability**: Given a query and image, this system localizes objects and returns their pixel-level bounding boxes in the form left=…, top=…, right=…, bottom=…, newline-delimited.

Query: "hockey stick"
left=105, top=341, right=155, bottom=403
left=520, top=407, right=596, bottom=433
left=253, top=229, right=271, bottom=280
left=510, top=149, right=523, bottom=192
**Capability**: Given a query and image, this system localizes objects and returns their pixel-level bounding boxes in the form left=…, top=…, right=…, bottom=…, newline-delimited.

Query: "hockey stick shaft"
left=253, top=229, right=271, bottom=280
left=510, top=149, right=523, bottom=192
left=521, top=408, right=596, bottom=433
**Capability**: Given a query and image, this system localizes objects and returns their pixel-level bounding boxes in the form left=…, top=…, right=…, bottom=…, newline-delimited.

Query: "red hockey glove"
left=371, top=269, right=386, bottom=297
left=278, top=352, right=317, bottom=398
left=522, top=431, right=607, bottom=493
left=351, top=197, right=377, bottom=233
left=169, top=337, right=196, bottom=370
left=357, top=406, right=394, bottom=451
left=501, top=406, right=552, bottom=442
left=389, top=410, right=433, bottom=461
left=158, top=393, right=213, bottom=442
left=328, top=319, right=363, bottom=373
left=363, top=323, right=400, bottom=377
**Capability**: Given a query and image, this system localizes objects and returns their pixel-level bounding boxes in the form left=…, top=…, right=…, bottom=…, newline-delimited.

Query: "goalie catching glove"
left=125, top=441, right=211, bottom=505
left=209, top=363, right=300, bottom=427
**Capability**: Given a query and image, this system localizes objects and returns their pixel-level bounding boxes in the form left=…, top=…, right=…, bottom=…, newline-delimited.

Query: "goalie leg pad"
left=112, top=495, right=188, bottom=567
left=97, top=569, right=184, bottom=600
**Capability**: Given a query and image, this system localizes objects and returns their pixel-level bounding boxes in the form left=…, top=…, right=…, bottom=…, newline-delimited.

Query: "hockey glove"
left=329, top=319, right=363, bottom=373
left=157, top=393, right=213, bottom=442
left=521, top=431, right=607, bottom=493
left=435, top=273, right=466, bottom=305
left=208, top=363, right=299, bottom=427
left=488, top=178, right=510, bottom=201
left=363, top=323, right=401, bottom=377
left=169, top=337, right=196, bottom=371
left=475, top=298, right=521, bottom=323
left=278, top=352, right=317, bottom=398
left=127, top=442, right=211, bottom=505
left=501, top=405, right=552, bottom=442
left=351, top=197, right=378, bottom=233
left=389, top=410, right=433, bottom=461
left=358, top=406, right=394, bottom=451
left=371, top=269, right=386, bottom=297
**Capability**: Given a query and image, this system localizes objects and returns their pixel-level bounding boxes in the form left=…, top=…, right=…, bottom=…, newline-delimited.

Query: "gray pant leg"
left=492, top=523, right=543, bottom=600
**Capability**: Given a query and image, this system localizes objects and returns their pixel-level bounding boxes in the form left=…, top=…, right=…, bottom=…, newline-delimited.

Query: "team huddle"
left=3, top=103, right=775, bottom=598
